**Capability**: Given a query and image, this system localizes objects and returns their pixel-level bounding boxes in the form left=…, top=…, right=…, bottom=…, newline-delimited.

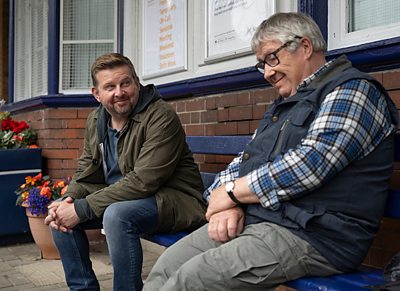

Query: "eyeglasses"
left=255, top=36, right=302, bottom=74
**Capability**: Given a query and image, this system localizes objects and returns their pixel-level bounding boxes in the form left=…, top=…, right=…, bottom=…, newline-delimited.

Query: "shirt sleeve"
left=202, top=153, right=243, bottom=203
left=247, top=79, right=397, bottom=210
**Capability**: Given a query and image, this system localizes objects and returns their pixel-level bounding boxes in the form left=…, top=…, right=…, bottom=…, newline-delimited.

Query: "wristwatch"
left=225, top=181, right=241, bottom=204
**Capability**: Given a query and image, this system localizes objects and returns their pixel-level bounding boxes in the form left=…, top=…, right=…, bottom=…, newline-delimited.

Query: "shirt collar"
left=298, top=59, right=334, bottom=89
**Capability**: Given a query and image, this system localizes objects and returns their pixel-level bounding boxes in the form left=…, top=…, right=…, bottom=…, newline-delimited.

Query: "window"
left=14, top=0, right=48, bottom=101
left=60, top=0, right=117, bottom=92
left=328, top=0, right=400, bottom=50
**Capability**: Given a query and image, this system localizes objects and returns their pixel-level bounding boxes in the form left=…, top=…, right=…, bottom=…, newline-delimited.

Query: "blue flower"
left=26, top=187, right=51, bottom=216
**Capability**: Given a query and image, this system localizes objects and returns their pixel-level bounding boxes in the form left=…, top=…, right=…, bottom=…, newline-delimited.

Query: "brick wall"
left=12, top=68, right=400, bottom=268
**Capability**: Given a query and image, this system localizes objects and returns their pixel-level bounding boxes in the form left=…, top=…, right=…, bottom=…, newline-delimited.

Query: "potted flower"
left=0, top=111, right=38, bottom=149
left=14, top=173, right=71, bottom=259
left=15, top=173, right=70, bottom=215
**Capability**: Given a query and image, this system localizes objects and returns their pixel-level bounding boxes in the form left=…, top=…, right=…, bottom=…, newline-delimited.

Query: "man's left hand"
left=206, top=185, right=237, bottom=221
left=55, top=197, right=80, bottom=229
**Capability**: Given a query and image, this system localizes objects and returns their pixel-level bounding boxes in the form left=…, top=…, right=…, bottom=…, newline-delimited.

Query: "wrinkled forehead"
left=255, top=39, right=283, bottom=61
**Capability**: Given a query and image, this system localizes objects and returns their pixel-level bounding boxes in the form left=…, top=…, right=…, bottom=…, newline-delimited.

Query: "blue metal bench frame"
left=142, top=134, right=400, bottom=290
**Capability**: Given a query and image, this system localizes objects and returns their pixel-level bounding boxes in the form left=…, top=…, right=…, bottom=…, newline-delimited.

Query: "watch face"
left=225, top=181, right=234, bottom=192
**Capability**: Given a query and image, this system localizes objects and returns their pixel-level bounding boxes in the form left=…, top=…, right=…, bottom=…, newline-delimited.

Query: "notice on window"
left=207, top=0, right=274, bottom=60
left=143, top=0, right=187, bottom=78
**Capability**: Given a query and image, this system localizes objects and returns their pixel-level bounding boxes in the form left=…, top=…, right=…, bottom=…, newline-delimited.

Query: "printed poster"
left=207, top=0, right=274, bottom=59
left=143, top=0, right=187, bottom=78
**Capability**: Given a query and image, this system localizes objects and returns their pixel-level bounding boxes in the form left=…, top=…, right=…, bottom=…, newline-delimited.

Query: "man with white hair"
left=144, top=12, right=398, bottom=290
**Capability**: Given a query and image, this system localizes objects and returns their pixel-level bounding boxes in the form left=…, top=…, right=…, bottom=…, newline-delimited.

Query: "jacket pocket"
left=274, top=102, right=315, bottom=157
left=284, top=203, right=325, bottom=229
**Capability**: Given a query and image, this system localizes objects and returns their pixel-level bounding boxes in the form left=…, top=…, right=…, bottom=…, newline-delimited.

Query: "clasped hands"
left=44, top=197, right=80, bottom=232
left=206, top=182, right=244, bottom=243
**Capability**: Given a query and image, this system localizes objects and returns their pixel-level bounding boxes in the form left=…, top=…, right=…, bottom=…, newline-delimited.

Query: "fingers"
left=49, top=220, right=71, bottom=233
left=207, top=207, right=245, bottom=242
left=45, top=203, right=71, bottom=232
left=208, top=218, right=229, bottom=242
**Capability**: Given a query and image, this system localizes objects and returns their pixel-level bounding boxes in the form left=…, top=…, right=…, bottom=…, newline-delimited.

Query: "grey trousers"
left=143, top=222, right=341, bottom=291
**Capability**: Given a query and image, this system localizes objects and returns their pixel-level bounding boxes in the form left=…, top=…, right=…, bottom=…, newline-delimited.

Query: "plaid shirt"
left=204, top=61, right=397, bottom=209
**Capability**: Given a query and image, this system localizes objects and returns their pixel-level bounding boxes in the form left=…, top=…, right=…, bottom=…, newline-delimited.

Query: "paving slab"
left=0, top=239, right=162, bottom=290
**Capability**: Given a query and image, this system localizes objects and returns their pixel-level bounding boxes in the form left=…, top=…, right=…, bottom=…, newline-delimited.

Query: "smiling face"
left=255, top=39, right=309, bottom=98
left=92, top=65, right=140, bottom=124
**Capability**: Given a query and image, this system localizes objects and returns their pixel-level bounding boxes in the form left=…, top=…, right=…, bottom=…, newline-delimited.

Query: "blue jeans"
left=51, top=196, right=158, bottom=291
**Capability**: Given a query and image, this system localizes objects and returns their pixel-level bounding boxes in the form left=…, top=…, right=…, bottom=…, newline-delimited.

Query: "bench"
left=142, top=134, right=400, bottom=290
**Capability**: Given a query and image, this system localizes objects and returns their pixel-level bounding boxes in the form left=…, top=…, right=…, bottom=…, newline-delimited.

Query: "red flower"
left=0, top=111, right=37, bottom=149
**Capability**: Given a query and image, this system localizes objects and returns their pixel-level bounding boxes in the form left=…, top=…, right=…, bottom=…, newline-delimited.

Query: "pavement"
left=0, top=237, right=164, bottom=290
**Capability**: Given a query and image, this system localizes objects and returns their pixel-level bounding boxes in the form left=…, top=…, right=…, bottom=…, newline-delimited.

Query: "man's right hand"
left=207, top=207, right=244, bottom=243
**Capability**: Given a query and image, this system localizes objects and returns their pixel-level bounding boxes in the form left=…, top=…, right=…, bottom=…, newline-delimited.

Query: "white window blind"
left=14, top=0, right=48, bottom=101
left=328, top=0, right=400, bottom=50
left=61, top=0, right=116, bottom=92
left=349, top=0, right=400, bottom=32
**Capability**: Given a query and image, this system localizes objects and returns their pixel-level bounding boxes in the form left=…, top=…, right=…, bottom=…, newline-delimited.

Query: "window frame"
left=59, top=0, right=118, bottom=94
left=328, top=0, right=400, bottom=51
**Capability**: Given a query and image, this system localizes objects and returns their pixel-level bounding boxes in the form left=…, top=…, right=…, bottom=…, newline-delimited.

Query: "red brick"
left=77, top=109, right=94, bottom=118
left=29, top=120, right=45, bottom=130
left=237, top=92, right=250, bottom=105
left=250, top=120, right=259, bottom=132
left=383, top=70, right=400, bottom=90
left=217, top=108, right=229, bottom=122
left=43, top=149, right=80, bottom=159
left=62, top=159, right=78, bottom=169
left=47, top=169, right=75, bottom=180
left=193, top=154, right=205, bottom=163
left=370, top=72, right=383, bottom=85
left=201, top=110, right=217, bottom=123
left=215, top=122, right=237, bottom=135
left=47, top=159, right=64, bottom=169
left=65, top=119, right=88, bottom=129
left=44, top=119, right=65, bottom=129
left=199, top=163, right=227, bottom=173
left=251, top=88, right=276, bottom=104
left=388, top=90, right=400, bottom=109
left=204, top=155, right=216, bottom=163
left=65, top=139, right=84, bottom=149
left=185, top=124, right=205, bottom=135
left=253, top=104, right=267, bottom=119
left=176, top=101, right=185, bottom=112
left=206, top=97, right=217, bottom=110
left=205, top=124, right=216, bottom=136
left=215, top=155, right=235, bottom=164
left=216, top=93, right=238, bottom=108
left=186, top=99, right=205, bottom=111
left=40, top=139, right=65, bottom=149
left=190, top=112, right=200, bottom=124
left=229, top=105, right=253, bottom=121
left=237, top=120, right=250, bottom=134
left=44, top=108, right=78, bottom=119
left=178, top=112, right=190, bottom=125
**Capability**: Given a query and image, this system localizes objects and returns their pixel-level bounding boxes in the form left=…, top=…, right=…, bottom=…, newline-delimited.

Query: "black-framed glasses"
left=255, top=36, right=302, bottom=74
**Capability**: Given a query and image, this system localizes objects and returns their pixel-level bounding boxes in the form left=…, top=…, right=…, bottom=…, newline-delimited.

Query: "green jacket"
left=65, top=85, right=206, bottom=232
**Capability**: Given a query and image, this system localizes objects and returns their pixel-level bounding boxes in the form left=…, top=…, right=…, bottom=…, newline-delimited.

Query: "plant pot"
left=25, top=208, right=60, bottom=260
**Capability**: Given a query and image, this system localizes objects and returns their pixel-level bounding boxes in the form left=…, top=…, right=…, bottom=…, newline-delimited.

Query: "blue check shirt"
left=204, top=61, right=397, bottom=210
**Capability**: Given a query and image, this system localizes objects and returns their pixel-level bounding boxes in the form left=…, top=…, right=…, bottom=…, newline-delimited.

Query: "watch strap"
left=227, top=189, right=241, bottom=204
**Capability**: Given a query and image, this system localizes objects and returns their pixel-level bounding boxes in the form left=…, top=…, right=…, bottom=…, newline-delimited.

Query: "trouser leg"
left=51, top=219, right=103, bottom=291
left=144, top=222, right=341, bottom=291
left=103, top=196, right=158, bottom=291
